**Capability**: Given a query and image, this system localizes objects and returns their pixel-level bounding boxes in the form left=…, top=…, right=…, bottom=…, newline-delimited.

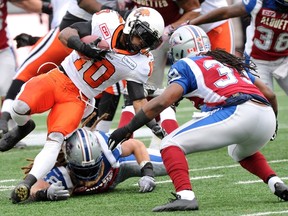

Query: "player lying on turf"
left=19, top=126, right=167, bottom=202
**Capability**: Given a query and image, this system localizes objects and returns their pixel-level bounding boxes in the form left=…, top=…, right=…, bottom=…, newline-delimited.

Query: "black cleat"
left=0, top=120, right=35, bottom=152
left=274, top=182, right=288, bottom=201
left=0, top=119, right=8, bottom=139
left=152, top=192, right=199, bottom=212
left=11, top=183, right=31, bottom=204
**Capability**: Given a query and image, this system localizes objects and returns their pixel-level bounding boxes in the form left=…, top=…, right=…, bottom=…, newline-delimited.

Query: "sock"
left=161, top=119, right=179, bottom=134
left=118, top=105, right=135, bottom=129
left=159, top=107, right=179, bottom=134
left=95, top=120, right=112, bottom=133
left=29, top=140, right=62, bottom=179
left=161, top=146, right=192, bottom=192
left=23, top=174, right=37, bottom=187
left=177, top=190, right=195, bottom=200
left=239, top=151, right=276, bottom=183
left=268, top=176, right=284, bottom=193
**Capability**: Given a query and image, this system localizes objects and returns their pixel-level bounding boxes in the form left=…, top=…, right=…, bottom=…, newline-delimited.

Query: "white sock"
left=95, top=120, right=112, bottom=133
left=176, top=190, right=196, bottom=200
left=268, top=176, right=283, bottom=193
left=30, top=140, right=62, bottom=179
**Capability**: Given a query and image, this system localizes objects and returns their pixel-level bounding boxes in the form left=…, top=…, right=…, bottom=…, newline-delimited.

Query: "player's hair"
left=203, top=49, right=257, bottom=75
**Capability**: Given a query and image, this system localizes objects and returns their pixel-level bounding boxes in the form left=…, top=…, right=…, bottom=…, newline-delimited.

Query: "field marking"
left=188, top=159, right=288, bottom=172
left=241, top=210, right=288, bottom=216
left=236, top=177, right=288, bottom=185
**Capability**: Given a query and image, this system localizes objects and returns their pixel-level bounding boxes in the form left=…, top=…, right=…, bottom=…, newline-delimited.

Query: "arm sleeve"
left=127, top=81, right=146, bottom=101
left=69, top=21, right=92, bottom=38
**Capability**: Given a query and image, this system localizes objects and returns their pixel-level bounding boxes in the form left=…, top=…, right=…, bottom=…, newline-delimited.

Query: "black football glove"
left=67, top=36, right=109, bottom=61
left=14, top=33, right=40, bottom=48
left=151, top=124, right=167, bottom=139
left=108, top=126, right=132, bottom=150
left=79, top=38, right=109, bottom=61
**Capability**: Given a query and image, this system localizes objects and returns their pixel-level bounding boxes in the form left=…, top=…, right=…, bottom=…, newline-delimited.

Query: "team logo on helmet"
left=134, top=8, right=151, bottom=18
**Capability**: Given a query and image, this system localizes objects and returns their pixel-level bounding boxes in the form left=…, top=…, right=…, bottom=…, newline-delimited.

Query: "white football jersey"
left=61, top=10, right=154, bottom=99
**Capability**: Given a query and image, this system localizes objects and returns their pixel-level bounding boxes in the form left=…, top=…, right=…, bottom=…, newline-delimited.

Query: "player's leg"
left=228, top=102, right=288, bottom=201
left=11, top=69, right=86, bottom=203
left=207, top=20, right=235, bottom=54
left=0, top=47, right=16, bottom=137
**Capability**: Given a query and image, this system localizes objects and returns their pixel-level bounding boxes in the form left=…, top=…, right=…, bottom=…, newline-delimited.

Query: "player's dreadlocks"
left=203, top=49, right=257, bottom=76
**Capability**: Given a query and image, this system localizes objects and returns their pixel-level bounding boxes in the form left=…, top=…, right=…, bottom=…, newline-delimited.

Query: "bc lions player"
left=1, top=7, right=165, bottom=204
left=22, top=128, right=166, bottom=201
left=108, top=25, right=288, bottom=211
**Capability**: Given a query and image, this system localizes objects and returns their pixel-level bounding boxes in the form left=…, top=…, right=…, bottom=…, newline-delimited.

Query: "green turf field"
left=0, top=84, right=287, bottom=216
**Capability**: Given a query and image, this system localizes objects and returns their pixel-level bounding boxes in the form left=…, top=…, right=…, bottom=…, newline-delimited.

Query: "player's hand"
left=47, top=181, right=70, bottom=201
left=151, top=124, right=167, bottom=139
left=270, top=120, right=278, bottom=141
left=80, top=39, right=109, bottom=61
left=138, top=176, right=156, bottom=193
left=14, top=33, right=40, bottom=48
left=108, top=126, right=132, bottom=150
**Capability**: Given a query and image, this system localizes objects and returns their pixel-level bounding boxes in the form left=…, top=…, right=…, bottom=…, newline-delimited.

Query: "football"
left=81, top=35, right=110, bottom=50
left=78, top=35, right=110, bottom=60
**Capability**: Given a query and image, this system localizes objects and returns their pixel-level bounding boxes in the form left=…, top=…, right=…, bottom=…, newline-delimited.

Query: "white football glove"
left=47, top=181, right=70, bottom=201
left=138, top=176, right=156, bottom=193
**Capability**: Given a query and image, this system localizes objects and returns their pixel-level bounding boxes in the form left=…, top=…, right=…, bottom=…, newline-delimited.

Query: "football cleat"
left=274, top=182, right=288, bottom=201
left=0, top=119, right=8, bottom=139
left=0, top=120, right=35, bottom=152
left=10, top=183, right=31, bottom=204
left=152, top=192, right=199, bottom=212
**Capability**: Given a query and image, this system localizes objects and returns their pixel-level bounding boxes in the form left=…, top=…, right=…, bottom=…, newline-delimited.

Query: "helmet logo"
left=196, top=36, right=205, bottom=52
left=134, top=8, right=151, bottom=18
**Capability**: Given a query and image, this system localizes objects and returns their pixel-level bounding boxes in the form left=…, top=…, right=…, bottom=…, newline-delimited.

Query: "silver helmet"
left=65, top=128, right=102, bottom=180
left=169, top=25, right=211, bottom=62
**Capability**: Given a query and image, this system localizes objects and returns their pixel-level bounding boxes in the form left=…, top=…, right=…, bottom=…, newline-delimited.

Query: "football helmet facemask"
left=123, top=7, right=165, bottom=52
left=169, top=25, right=211, bottom=63
left=65, top=128, right=102, bottom=181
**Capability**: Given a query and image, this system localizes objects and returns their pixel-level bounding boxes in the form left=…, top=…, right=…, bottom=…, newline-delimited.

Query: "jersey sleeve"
left=43, top=166, right=74, bottom=190
left=96, top=131, right=121, bottom=168
left=242, top=0, right=258, bottom=14
left=168, top=59, right=197, bottom=95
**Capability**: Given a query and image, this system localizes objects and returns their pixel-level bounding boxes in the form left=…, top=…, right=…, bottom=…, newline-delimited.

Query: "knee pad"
left=48, top=132, right=65, bottom=144
left=11, top=100, right=31, bottom=126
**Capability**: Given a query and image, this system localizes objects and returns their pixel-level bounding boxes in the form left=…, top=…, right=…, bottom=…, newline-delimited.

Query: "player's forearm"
left=10, top=0, right=49, bottom=13
left=190, top=3, right=246, bottom=25
left=78, top=0, right=103, bottom=14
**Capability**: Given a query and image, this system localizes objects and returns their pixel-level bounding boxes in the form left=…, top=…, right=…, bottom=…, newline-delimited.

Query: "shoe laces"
left=168, top=192, right=181, bottom=202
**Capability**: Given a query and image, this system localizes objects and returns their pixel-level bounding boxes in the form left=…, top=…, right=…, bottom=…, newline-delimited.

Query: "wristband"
left=141, top=162, right=154, bottom=177
left=35, top=189, right=49, bottom=201
left=126, top=109, right=151, bottom=132
left=42, top=2, right=53, bottom=15
left=67, top=36, right=84, bottom=51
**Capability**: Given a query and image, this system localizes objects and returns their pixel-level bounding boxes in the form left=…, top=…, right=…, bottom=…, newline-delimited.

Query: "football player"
left=23, top=127, right=166, bottom=202
left=107, top=25, right=288, bottom=211
left=0, top=7, right=166, bottom=204
left=190, top=0, right=288, bottom=111
left=0, top=0, right=122, bottom=139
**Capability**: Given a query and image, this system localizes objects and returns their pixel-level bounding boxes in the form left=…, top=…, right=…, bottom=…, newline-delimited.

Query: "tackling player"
left=108, top=25, right=288, bottom=211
